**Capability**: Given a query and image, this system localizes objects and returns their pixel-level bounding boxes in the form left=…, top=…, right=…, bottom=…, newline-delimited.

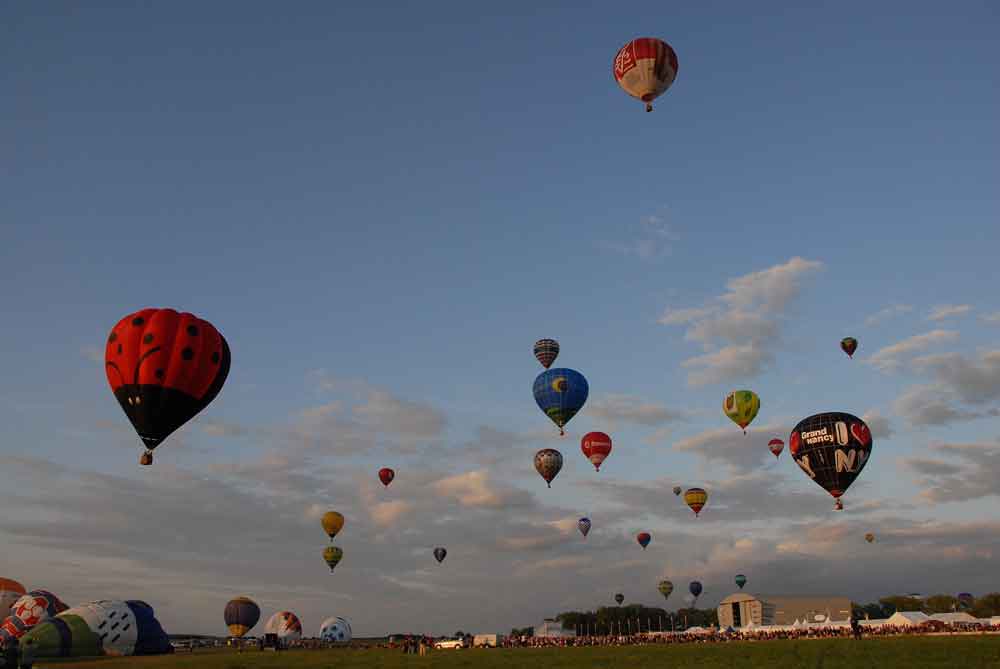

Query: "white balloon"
left=319, top=616, right=352, bottom=644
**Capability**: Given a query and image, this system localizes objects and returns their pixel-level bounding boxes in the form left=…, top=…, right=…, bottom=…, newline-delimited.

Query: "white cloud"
left=903, top=440, right=1000, bottom=503
left=353, top=390, right=446, bottom=439
left=981, top=312, right=1000, bottom=324
left=865, top=330, right=959, bottom=372
left=672, top=420, right=793, bottom=471
left=432, top=470, right=521, bottom=508
left=660, top=258, right=823, bottom=386
left=864, top=304, right=913, bottom=327
left=588, top=394, right=685, bottom=427
left=911, top=349, right=1000, bottom=404
left=603, top=211, right=677, bottom=260
left=927, top=304, right=972, bottom=321
left=861, top=410, right=893, bottom=439
left=891, top=384, right=983, bottom=426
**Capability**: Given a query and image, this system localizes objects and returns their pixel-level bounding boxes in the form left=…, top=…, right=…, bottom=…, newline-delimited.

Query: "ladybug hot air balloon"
left=321, top=511, right=344, bottom=541
left=735, top=574, right=747, bottom=590
left=533, top=339, right=559, bottom=369
left=768, top=438, right=785, bottom=459
left=581, top=432, right=612, bottom=471
left=724, top=390, right=760, bottom=435
left=533, top=369, right=589, bottom=436
left=323, top=546, right=344, bottom=572
left=433, top=547, right=447, bottom=564
left=378, top=468, right=395, bottom=487
left=613, top=37, right=679, bottom=112
left=534, top=448, right=564, bottom=488
left=105, top=308, right=230, bottom=465
left=841, top=337, right=859, bottom=359
left=789, top=412, right=873, bottom=510
left=657, top=580, right=674, bottom=601
left=684, top=487, right=708, bottom=517
left=636, top=532, right=651, bottom=550
left=578, top=517, right=591, bottom=538
left=223, top=597, right=260, bottom=638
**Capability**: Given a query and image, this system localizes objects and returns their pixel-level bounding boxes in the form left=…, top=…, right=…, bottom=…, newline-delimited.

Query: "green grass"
left=32, top=636, right=1000, bottom=669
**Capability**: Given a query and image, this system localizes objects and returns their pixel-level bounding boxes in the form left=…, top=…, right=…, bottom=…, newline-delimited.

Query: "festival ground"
left=35, top=636, right=1000, bottom=669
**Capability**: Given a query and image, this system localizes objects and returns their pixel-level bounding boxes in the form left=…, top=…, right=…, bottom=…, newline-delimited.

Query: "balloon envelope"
left=533, top=339, right=559, bottom=369
left=614, top=593, right=624, bottom=606
left=0, top=591, right=68, bottom=647
left=689, top=581, right=703, bottom=598
left=578, top=517, right=591, bottom=537
left=323, top=547, right=344, bottom=572
left=724, top=390, right=760, bottom=432
left=735, top=574, right=747, bottom=589
left=841, top=337, right=858, bottom=358
left=768, top=438, right=784, bottom=458
left=105, top=308, right=230, bottom=464
left=22, top=600, right=171, bottom=657
left=378, top=468, right=395, bottom=487
left=224, top=597, right=259, bottom=638
left=581, top=432, right=612, bottom=471
left=789, top=412, right=873, bottom=508
left=433, top=547, right=447, bottom=564
left=658, top=580, right=674, bottom=600
left=684, top=488, right=708, bottom=516
left=533, top=369, right=589, bottom=435
left=319, top=616, right=352, bottom=644
left=321, top=512, right=345, bottom=540
left=0, top=579, right=26, bottom=614
left=613, top=37, right=679, bottom=112
left=534, top=448, right=564, bottom=488
left=865, top=533, right=875, bottom=543
left=636, top=532, right=651, bottom=549
left=265, top=611, right=303, bottom=641
left=672, top=486, right=682, bottom=496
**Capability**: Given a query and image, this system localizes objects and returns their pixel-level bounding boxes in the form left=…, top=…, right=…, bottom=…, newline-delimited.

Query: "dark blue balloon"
left=578, top=517, right=591, bottom=537
left=533, top=368, right=589, bottom=435
left=433, top=547, right=447, bottom=563
left=126, top=601, right=173, bottom=655
left=689, top=581, right=703, bottom=598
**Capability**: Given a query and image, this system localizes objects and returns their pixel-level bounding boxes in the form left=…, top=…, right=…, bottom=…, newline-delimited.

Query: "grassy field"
left=28, top=636, right=1000, bottom=669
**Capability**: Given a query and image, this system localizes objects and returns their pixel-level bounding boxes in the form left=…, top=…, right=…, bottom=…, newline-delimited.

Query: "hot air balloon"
left=321, top=511, right=344, bottom=541
left=578, top=517, right=591, bottom=538
left=724, top=390, right=760, bottom=434
left=534, top=448, right=564, bottom=488
left=105, top=308, right=230, bottom=465
left=735, top=574, right=747, bottom=590
left=689, top=581, right=702, bottom=599
left=0, top=591, right=67, bottom=647
left=533, top=369, right=589, bottom=436
left=0, top=579, right=26, bottom=614
left=657, top=580, right=674, bottom=601
left=789, top=412, right=873, bottom=510
left=581, top=432, right=612, bottom=471
left=533, top=339, right=559, bottom=369
left=672, top=486, right=682, bottom=496
left=637, top=532, right=651, bottom=550
left=684, top=488, right=708, bottom=517
left=864, top=533, right=875, bottom=544
left=319, top=617, right=352, bottom=644
left=433, top=547, right=447, bottom=564
left=323, top=547, right=343, bottom=572
left=613, top=37, right=679, bottom=112
left=614, top=593, right=624, bottom=606
left=224, top=597, right=259, bottom=638
left=957, top=593, right=975, bottom=609
left=768, top=438, right=784, bottom=459
left=265, top=611, right=303, bottom=642
left=378, top=468, right=395, bottom=487
left=20, top=600, right=172, bottom=658
left=841, top=337, right=858, bottom=359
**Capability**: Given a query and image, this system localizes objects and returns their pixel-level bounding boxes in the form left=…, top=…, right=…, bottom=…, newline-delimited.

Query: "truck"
left=473, top=634, right=500, bottom=648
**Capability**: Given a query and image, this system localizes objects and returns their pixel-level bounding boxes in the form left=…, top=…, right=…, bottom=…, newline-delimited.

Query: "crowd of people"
left=500, top=621, right=1000, bottom=648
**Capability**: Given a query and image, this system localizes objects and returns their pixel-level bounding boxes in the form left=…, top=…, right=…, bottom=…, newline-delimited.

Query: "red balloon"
left=105, top=308, right=230, bottom=465
left=378, top=468, right=395, bottom=487
left=768, top=438, right=784, bottom=459
left=581, top=432, right=613, bottom=471
left=637, top=532, right=651, bottom=550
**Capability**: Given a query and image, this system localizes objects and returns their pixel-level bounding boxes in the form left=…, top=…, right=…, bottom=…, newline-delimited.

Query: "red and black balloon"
left=105, top=308, right=230, bottom=465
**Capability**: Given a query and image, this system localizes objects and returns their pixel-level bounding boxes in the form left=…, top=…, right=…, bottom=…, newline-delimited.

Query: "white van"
left=434, top=639, right=465, bottom=650
left=473, top=634, right=499, bottom=647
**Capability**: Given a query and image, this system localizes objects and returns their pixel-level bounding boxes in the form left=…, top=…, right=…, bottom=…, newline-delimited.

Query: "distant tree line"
left=852, top=593, right=1000, bottom=619
left=552, top=604, right=718, bottom=635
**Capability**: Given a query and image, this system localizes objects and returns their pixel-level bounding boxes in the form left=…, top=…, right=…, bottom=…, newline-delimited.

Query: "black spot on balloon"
left=108, top=332, right=118, bottom=343
left=181, top=347, right=194, bottom=360
left=132, top=317, right=144, bottom=327
left=143, top=334, right=154, bottom=344
left=211, top=351, right=220, bottom=364
left=187, top=325, right=199, bottom=336
left=117, top=344, right=123, bottom=355
left=155, top=369, right=164, bottom=379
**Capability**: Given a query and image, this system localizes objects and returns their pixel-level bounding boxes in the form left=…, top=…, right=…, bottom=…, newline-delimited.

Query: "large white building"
left=534, top=619, right=573, bottom=638
left=718, top=594, right=852, bottom=628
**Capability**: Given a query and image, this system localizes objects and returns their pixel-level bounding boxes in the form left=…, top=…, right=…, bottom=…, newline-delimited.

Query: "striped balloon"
left=533, top=339, right=559, bottom=369
left=613, top=38, right=679, bottom=112
left=684, top=487, right=708, bottom=517
left=578, top=517, right=591, bottom=538
left=223, top=596, right=259, bottom=638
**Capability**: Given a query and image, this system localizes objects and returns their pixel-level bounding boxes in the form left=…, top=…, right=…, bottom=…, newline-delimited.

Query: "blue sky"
left=1, top=1, right=998, bottom=637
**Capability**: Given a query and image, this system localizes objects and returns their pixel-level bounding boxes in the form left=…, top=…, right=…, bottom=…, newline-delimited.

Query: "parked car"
left=434, top=638, right=465, bottom=649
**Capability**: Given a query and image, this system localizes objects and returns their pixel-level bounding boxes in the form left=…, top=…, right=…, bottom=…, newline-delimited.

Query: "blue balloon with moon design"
left=533, top=368, right=589, bottom=435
